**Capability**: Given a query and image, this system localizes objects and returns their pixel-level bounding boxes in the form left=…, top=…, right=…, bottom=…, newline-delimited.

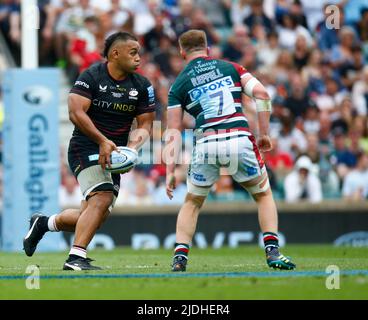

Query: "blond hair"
left=178, top=29, right=207, bottom=54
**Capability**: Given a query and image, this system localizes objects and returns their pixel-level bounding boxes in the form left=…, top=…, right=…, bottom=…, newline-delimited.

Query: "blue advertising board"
left=2, top=68, right=67, bottom=252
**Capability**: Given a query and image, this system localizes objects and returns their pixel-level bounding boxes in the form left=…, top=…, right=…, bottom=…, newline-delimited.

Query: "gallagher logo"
left=188, top=76, right=234, bottom=101
left=23, top=86, right=53, bottom=106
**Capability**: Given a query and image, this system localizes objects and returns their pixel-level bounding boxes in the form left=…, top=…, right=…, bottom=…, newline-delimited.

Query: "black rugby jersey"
left=69, top=62, right=156, bottom=149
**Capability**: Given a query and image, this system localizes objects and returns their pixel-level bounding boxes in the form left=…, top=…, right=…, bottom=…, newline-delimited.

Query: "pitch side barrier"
left=58, top=201, right=368, bottom=249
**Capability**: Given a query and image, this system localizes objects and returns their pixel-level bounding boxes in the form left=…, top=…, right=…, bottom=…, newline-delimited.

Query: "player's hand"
left=258, top=134, right=273, bottom=152
left=99, top=139, right=118, bottom=170
left=166, top=173, right=176, bottom=200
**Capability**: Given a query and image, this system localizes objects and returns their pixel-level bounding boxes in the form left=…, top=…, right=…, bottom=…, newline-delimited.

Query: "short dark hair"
left=103, top=32, right=138, bottom=58
left=178, top=29, right=207, bottom=54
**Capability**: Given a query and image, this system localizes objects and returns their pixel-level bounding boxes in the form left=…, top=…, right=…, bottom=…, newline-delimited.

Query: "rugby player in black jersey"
left=23, top=32, right=156, bottom=270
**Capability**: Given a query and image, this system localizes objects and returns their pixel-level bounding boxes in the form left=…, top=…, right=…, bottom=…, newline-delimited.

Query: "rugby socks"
left=68, top=245, right=87, bottom=261
left=263, top=232, right=279, bottom=255
left=47, top=214, right=59, bottom=232
left=174, top=243, right=190, bottom=261
left=34, top=214, right=59, bottom=233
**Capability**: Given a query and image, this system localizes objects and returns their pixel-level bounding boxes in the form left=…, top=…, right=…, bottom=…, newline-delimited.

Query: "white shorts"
left=188, top=135, right=266, bottom=188
left=77, top=165, right=119, bottom=210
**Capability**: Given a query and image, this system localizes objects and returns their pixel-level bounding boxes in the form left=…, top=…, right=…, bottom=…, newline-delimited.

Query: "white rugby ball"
left=106, top=146, right=138, bottom=174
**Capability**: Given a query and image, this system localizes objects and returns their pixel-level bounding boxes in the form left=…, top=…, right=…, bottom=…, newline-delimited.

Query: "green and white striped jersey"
left=168, top=56, right=250, bottom=143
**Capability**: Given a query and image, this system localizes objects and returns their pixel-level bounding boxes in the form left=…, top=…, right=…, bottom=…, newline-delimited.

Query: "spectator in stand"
left=339, top=45, right=364, bottom=91
left=357, top=7, right=368, bottom=43
left=68, top=16, right=103, bottom=81
left=314, top=76, right=347, bottom=117
left=352, top=65, right=368, bottom=117
left=59, top=174, right=83, bottom=208
left=342, top=151, right=368, bottom=201
left=153, top=34, right=176, bottom=76
left=153, top=164, right=187, bottom=205
left=315, top=3, right=343, bottom=52
left=292, top=34, right=310, bottom=70
left=143, top=12, right=175, bottom=54
left=55, top=0, right=97, bottom=69
left=277, top=114, right=307, bottom=159
left=330, top=127, right=357, bottom=179
left=270, top=49, right=295, bottom=85
left=284, top=155, right=323, bottom=203
left=284, top=72, right=312, bottom=119
left=256, top=31, right=280, bottom=67
left=0, top=0, right=20, bottom=64
left=351, top=116, right=368, bottom=153
left=301, top=49, right=325, bottom=95
left=303, top=104, right=320, bottom=134
left=223, top=24, right=250, bottom=62
left=171, top=0, right=193, bottom=36
left=243, top=0, right=274, bottom=36
left=263, top=136, right=294, bottom=182
left=277, top=12, right=312, bottom=51
left=343, top=0, right=368, bottom=26
left=209, top=173, right=248, bottom=202
left=329, top=26, right=358, bottom=70
left=331, top=96, right=353, bottom=134
left=269, top=96, right=289, bottom=138
left=301, top=132, right=340, bottom=199
left=190, top=8, right=221, bottom=46
left=196, top=0, right=232, bottom=31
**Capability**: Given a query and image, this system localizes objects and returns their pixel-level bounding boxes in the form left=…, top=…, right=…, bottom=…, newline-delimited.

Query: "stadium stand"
left=0, top=0, right=367, bottom=207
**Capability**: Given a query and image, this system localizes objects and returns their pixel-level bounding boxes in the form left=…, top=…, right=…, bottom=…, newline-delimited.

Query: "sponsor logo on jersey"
left=188, top=76, right=234, bottom=101
left=112, top=92, right=124, bottom=98
left=147, top=85, right=155, bottom=104
left=99, top=84, right=107, bottom=92
left=75, top=80, right=89, bottom=89
left=192, top=173, right=206, bottom=182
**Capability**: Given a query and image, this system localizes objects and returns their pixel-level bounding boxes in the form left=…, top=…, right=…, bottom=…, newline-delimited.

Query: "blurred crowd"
left=1, top=0, right=368, bottom=206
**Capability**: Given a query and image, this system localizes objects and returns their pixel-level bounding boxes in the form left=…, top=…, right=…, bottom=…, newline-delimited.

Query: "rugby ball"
left=106, top=146, right=138, bottom=174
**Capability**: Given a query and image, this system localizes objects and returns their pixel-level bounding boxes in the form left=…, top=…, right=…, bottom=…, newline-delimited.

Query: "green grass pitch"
left=0, top=245, right=367, bottom=300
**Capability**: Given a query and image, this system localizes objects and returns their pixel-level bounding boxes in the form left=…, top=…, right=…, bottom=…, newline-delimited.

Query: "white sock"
left=69, top=246, right=87, bottom=259
left=47, top=214, right=59, bottom=232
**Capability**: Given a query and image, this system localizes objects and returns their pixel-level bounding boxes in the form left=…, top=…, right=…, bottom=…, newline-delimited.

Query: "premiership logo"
left=23, top=86, right=53, bottom=106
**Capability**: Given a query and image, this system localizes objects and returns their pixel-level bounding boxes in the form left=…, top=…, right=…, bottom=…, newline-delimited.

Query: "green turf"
left=0, top=245, right=367, bottom=299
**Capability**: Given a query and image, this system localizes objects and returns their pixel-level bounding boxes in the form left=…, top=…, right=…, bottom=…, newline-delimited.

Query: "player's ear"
left=111, top=48, right=119, bottom=59
left=180, top=48, right=186, bottom=60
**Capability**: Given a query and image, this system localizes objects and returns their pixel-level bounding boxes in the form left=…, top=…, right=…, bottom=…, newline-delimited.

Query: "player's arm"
left=127, top=111, right=155, bottom=151
left=241, top=73, right=273, bottom=152
left=68, top=93, right=117, bottom=169
left=165, top=106, right=183, bottom=199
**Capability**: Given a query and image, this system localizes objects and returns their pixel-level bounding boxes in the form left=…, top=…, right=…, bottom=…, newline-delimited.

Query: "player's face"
left=117, top=40, right=141, bottom=72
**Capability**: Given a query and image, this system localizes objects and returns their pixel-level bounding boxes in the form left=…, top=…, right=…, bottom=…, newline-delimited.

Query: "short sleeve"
left=228, top=61, right=249, bottom=78
left=69, top=70, right=97, bottom=100
left=136, top=79, right=156, bottom=115
left=167, top=85, right=182, bottom=110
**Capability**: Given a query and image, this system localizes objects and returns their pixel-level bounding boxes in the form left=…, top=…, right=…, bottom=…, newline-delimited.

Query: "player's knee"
left=242, top=173, right=271, bottom=199
left=251, top=187, right=272, bottom=201
left=185, top=193, right=206, bottom=208
left=87, top=192, right=114, bottom=213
